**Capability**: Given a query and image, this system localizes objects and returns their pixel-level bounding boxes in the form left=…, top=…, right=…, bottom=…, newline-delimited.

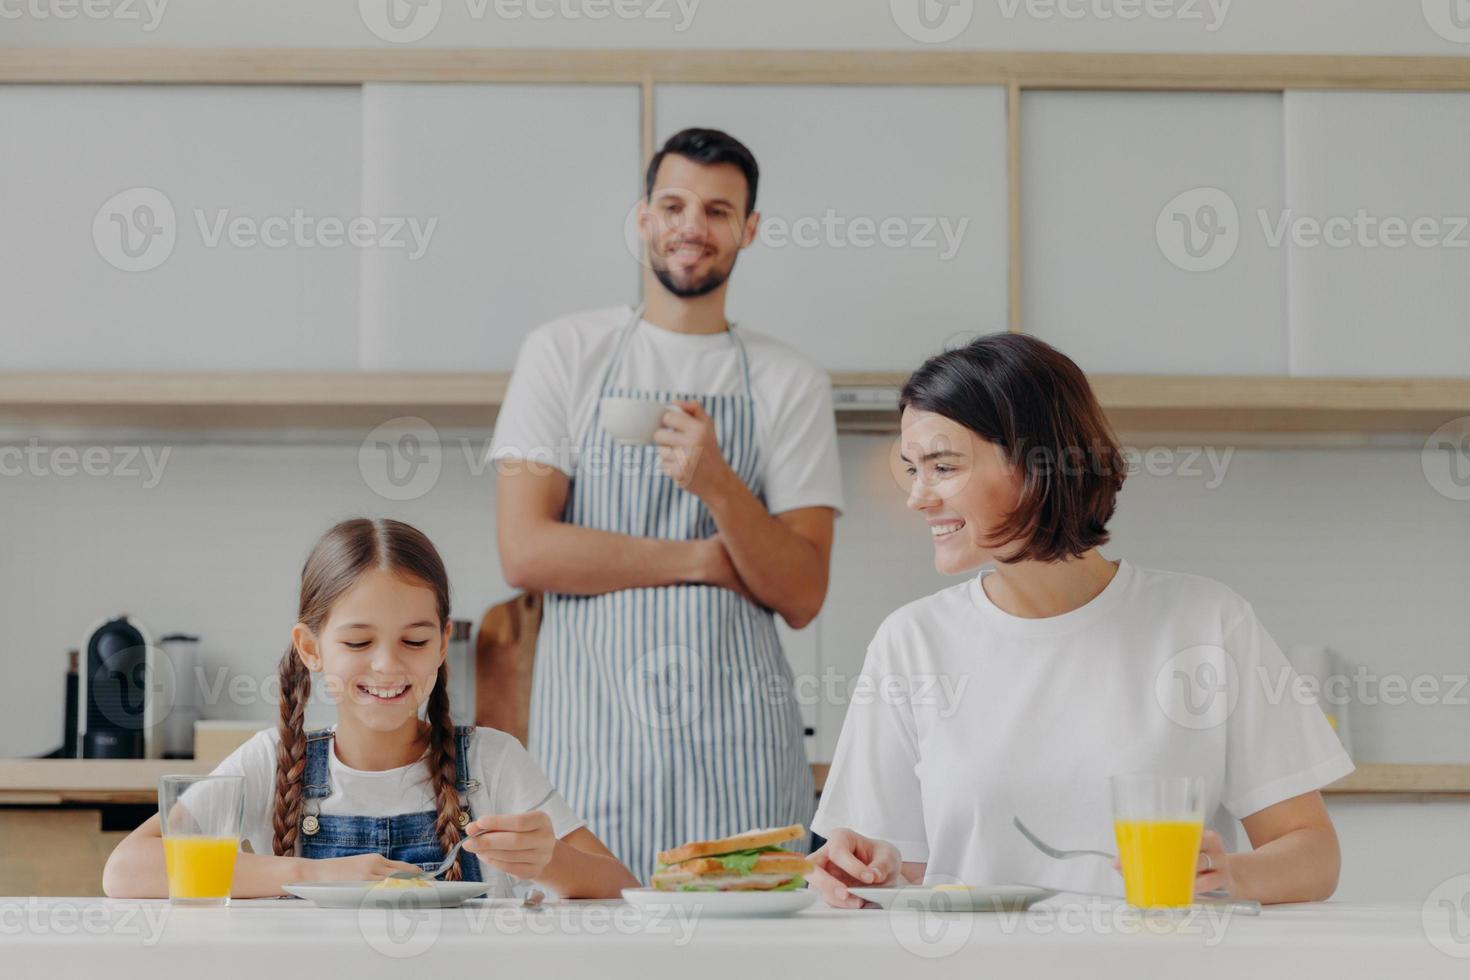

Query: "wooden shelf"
left=0, top=759, right=215, bottom=805
left=8, top=49, right=1470, bottom=91
left=1093, top=375, right=1470, bottom=436
left=808, top=763, right=1470, bottom=797
left=4, top=759, right=1464, bottom=806
left=3, top=372, right=1467, bottom=436
left=0, top=372, right=507, bottom=430
left=1321, top=764, right=1470, bottom=796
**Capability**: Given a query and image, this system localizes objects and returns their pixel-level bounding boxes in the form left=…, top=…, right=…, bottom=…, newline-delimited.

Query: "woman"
left=810, top=334, right=1352, bottom=906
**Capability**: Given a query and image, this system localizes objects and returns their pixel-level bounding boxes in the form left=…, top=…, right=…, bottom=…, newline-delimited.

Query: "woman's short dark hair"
left=899, top=333, right=1127, bottom=565
left=646, top=128, right=760, bottom=215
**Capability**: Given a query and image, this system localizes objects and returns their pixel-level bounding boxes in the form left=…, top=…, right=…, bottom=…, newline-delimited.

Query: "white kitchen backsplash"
left=2, top=433, right=1467, bottom=767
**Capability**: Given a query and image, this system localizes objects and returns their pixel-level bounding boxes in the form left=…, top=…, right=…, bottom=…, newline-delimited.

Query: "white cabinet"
left=1022, top=92, right=1287, bottom=375
left=0, top=86, right=362, bottom=371
left=358, top=84, right=643, bottom=371
left=1284, top=92, right=1470, bottom=377
left=775, top=617, right=821, bottom=761
left=655, top=85, right=1010, bottom=372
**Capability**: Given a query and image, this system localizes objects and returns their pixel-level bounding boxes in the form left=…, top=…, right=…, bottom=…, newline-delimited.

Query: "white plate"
left=283, top=880, right=492, bottom=909
left=848, top=884, right=1055, bottom=912
left=622, top=887, right=816, bottom=918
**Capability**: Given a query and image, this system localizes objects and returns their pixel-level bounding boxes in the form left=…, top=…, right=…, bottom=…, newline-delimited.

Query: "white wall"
left=1327, top=796, right=1470, bottom=905
left=8, top=0, right=1470, bottom=55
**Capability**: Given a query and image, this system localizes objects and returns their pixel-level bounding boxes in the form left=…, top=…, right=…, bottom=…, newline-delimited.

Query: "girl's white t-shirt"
left=811, top=559, right=1354, bottom=896
left=488, top=306, right=845, bottom=517
left=204, top=725, right=585, bottom=859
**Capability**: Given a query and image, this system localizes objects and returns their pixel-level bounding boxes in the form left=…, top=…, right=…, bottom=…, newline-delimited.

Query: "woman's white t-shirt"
left=202, top=726, right=585, bottom=859
left=811, top=559, right=1354, bottom=896
left=488, top=306, right=845, bottom=517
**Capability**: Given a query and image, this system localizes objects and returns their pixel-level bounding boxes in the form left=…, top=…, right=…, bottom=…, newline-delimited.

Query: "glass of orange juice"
left=1110, top=774, right=1204, bottom=910
left=160, top=774, right=244, bottom=907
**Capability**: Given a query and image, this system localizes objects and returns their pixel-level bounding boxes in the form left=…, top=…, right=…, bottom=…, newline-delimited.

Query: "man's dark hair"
left=645, top=128, right=760, bottom=215
left=900, top=333, right=1128, bottom=565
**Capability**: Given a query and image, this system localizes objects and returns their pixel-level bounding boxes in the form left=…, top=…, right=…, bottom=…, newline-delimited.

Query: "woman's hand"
left=463, top=811, right=557, bottom=881
left=299, top=853, right=425, bottom=883
left=1110, top=829, right=1236, bottom=897
left=1105, top=828, right=1234, bottom=899
left=808, top=828, right=903, bottom=909
left=1194, top=829, right=1235, bottom=896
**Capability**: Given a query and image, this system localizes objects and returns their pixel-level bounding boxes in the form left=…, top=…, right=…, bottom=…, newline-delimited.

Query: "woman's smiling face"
left=293, top=566, right=449, bottom=734
left=898, top=407, right=1024, bottom=575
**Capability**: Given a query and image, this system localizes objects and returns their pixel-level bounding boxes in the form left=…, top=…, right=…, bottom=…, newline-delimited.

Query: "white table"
left=3, top=896, right=1465, bottom=979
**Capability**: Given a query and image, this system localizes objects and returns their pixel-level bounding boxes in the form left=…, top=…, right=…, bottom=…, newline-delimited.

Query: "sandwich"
left=651, top=825, right=812, bottom=892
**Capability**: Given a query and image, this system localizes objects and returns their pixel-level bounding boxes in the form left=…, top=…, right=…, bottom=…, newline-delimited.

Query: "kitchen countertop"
left=5, top=760, right=1469, bottom=805
left=4, top=896, right=1465, bottom=980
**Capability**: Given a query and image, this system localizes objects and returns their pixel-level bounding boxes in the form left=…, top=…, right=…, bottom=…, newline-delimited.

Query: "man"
left=491, top=129, right=843, bottom=881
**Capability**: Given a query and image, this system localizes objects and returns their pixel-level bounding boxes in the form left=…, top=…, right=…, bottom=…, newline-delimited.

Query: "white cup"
left=601, top=397, right=676, bottom=444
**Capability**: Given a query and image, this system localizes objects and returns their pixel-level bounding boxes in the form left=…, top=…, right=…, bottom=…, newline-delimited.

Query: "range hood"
left=832, top=385, right=901, bottom=432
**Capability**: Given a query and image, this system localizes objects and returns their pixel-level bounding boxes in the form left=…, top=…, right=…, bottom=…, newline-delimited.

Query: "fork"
left=1013, top=817, right=1116, bottom=860
left=389, top=788, right=562, bottom=881
left=387, top=829, right=489, bottom=881
left=1012, top=816, right=1260, bottom=913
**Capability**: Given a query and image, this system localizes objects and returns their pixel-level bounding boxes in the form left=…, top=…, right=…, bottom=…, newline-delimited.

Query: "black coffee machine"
left=77, top=615, right=160, bottom=759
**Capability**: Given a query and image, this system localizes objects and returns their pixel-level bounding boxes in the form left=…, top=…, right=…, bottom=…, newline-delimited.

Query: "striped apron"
left=529, top=306, right=814, bottom=881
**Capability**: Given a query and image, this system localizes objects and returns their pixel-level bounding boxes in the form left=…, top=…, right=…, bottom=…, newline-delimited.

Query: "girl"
left=104, top=518, right=637, bottom=899
left=809, top=334, right=1352, bottom=907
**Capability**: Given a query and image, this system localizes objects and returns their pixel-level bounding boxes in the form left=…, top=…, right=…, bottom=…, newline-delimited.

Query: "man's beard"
left=650, top=247, right=738, bottom=299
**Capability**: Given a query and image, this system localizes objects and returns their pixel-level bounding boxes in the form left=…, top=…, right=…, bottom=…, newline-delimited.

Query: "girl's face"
left=293, top=566, right=449, bottom=735
left=897, top=407, right=1024, bottom=575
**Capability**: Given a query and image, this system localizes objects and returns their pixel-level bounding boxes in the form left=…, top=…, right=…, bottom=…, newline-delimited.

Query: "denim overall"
left=297, top=725, right=485, bottom=882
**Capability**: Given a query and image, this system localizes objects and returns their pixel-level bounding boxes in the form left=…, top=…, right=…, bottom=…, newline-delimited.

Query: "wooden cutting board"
left=474, top=591, right=543, bottom=747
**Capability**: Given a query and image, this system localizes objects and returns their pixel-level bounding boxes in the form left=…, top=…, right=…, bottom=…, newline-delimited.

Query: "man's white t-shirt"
left=199, top=726, right=585, bottom=859
left=489, top=306, right=845, bottom=517
left=812, top=559, right=1354, bottom=895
